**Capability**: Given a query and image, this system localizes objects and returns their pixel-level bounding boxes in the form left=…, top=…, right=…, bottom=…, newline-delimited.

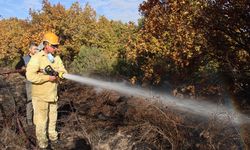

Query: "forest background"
left=0, top=0, right=249, bottom=110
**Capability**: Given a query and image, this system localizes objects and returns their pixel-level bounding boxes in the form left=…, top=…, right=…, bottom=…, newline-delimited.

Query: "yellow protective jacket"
left=26, top=50, right=67, bottom=102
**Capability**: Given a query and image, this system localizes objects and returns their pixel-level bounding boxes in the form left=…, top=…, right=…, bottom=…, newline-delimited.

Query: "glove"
left=58, top=72, right=64, bottom=79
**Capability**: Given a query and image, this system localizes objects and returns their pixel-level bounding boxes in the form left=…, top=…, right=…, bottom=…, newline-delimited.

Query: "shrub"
left=70, top=46, right=112, bottom=75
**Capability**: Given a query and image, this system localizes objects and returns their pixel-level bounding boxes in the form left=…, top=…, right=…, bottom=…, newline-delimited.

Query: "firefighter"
left=15, top=42, right=38, bottom=126
left=26, top=32, right=67, bottom=149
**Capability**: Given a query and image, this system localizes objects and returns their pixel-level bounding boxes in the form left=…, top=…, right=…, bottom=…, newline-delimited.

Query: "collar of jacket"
left=40, top=50, right=48, bottom=57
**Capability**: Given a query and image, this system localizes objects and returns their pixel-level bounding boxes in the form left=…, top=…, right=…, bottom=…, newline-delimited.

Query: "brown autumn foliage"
left=120, top=0, right=206, bottom=85
left=0, top=18, right=31, bottom=62
left=0, top=0, right=133, bottom=67
left=116, top=0, right=249, bottom=105
left=195, top=0, right=250, bottom=104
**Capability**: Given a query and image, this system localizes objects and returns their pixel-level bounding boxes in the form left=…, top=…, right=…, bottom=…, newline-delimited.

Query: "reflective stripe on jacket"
left=26, top=51, right=67, bottom=102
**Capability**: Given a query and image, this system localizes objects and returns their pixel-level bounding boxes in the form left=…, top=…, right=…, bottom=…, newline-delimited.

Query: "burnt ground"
left=0, top=73, right=249, bottom=150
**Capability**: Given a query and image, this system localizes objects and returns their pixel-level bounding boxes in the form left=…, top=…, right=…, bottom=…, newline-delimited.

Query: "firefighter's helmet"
left=43, top=32, right=59, bottom=45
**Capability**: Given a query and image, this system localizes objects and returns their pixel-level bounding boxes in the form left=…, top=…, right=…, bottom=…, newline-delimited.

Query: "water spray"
left=62, top=73, right=250, bottom=125
left=42, top=64, right=250, bottom=125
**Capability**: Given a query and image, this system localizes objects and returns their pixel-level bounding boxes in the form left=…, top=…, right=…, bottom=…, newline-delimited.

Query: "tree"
left=196, top=0, right=250, bottom=101
left=120, top=0, right=206, bottom=85
left=0, top=18, right=30, bottom=63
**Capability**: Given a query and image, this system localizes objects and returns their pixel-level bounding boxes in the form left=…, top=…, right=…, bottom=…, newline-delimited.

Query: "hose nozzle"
left=44, top=65, right=64, bottom=79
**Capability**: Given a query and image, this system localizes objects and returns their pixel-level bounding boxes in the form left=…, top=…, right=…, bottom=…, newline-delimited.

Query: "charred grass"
left=0, top=75, right=249, bottom=150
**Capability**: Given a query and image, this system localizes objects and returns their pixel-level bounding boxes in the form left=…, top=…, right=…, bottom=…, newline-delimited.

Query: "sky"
left=0, top=0, right=144, bottom=23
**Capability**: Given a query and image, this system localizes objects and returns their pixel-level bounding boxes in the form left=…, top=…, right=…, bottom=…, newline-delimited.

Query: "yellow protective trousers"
left=32, top=97, right=58, bottom=148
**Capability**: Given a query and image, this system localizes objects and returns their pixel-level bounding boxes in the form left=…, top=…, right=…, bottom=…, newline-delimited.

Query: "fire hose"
left=0, top=66, right=65, bottom=79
